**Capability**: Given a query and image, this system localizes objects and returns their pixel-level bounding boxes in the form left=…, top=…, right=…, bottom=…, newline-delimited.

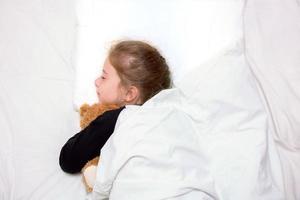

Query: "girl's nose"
left=95, top=77, right=100, bottom=87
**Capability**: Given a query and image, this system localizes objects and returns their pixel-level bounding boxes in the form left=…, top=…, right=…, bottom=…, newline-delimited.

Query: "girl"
left=59, top=40, right=172, bottom=173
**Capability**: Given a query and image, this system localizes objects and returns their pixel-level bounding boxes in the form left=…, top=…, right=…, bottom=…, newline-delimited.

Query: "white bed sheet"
left=0, top=1, right=86, bottom=199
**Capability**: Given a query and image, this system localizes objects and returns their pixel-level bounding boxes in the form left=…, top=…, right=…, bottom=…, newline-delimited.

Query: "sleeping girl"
left=59, top=40, right=172, bottom=174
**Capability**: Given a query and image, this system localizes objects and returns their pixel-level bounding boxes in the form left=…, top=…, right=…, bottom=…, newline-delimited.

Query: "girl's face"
left=95, top=58, right=125, bottom=105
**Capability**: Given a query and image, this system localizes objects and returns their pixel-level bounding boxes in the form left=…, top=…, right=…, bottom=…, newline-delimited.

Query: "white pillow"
left=73, top=0, right=245, bottom=109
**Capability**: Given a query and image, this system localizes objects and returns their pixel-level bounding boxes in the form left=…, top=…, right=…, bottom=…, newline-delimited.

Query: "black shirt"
left=59, top=106, right=125, bottom=174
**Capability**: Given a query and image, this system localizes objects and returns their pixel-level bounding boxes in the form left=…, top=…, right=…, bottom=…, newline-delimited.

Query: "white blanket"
left=91, top=43, right=284, bottom=199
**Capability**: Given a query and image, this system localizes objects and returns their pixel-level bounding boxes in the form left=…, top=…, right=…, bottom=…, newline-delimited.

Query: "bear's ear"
left=80, top=103, right=90, bottom=116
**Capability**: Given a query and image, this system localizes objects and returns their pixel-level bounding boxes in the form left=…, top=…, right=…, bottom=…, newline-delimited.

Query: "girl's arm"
left=59, top=107, right=125, bottom=174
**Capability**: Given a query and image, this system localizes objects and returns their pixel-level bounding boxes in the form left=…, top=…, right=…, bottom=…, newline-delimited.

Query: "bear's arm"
left=59, top=107, right=125, bottom=174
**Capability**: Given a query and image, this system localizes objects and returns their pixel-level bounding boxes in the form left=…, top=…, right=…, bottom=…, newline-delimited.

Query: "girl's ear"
left=123, top=85, right=141, bottom=104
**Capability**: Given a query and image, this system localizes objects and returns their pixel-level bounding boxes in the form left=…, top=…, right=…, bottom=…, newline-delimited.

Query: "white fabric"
left=0, top=0, right=86, bottom=199
left=91, top=43, right=284, bottom=200
left=244, top=0, right=300, bottom=199
left=1, top=0, right=299, bottom=199
left=74, top=0, right=245, bottom=109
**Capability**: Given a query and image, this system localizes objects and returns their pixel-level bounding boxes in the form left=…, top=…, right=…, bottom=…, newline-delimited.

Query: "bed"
left=0, top=0, right=299, bottom=199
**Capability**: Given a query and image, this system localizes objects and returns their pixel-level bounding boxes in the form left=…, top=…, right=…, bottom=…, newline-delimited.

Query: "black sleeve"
left=59, top=107, right=125, bottom=174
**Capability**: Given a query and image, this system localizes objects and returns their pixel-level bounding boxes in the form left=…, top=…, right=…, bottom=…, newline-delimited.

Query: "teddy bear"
left=79, top=103, right=119, bottom=193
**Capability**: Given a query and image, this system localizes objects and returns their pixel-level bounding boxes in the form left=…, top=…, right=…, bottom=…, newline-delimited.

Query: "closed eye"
left=101, top=69, right=108, bottom=80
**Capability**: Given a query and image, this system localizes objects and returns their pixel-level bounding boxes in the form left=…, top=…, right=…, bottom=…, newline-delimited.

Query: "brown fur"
left=80, top=103, right=119, bottom=129
left=81, top=157, right=100, bottom=193
left=79, top=103, right=119, bottom=192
